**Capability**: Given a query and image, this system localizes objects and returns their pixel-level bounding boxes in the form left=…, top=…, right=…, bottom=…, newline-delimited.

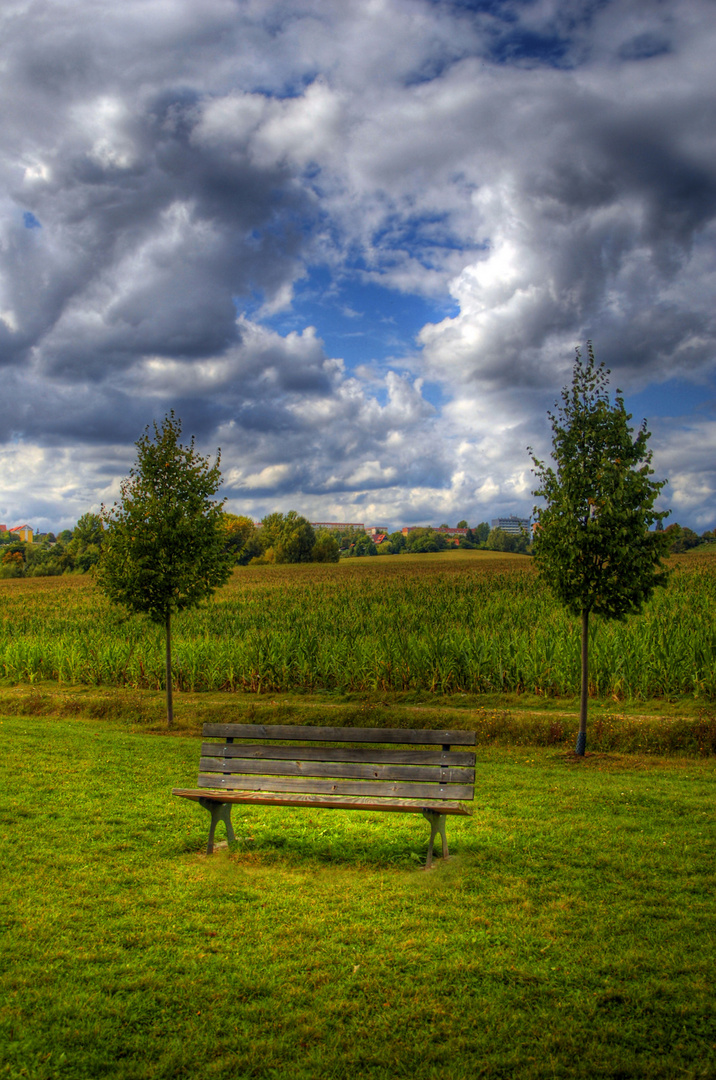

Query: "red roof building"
left=9, top=524, right=33, bottom=542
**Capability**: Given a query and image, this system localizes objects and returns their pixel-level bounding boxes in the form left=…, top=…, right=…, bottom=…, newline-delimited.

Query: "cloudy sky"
left=2, top=0, right=716, bottom=533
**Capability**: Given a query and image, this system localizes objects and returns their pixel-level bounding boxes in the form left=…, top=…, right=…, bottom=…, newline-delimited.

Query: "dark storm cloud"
left=6, top=85, right=311, bottom=383
left=618, top=32, right=672, bottom=61
left=1, top=0, right=716, bottom=531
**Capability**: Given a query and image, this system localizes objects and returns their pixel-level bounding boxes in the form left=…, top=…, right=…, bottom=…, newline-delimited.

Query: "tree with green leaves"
left=257, top=511, right=317, bottom=563
left=311, top=530, right=341, bottom=563
left=472, top=522, right=490, bottom=545
left=67, top=512, right=104, bottom=572
left=351, top=532, right=376, bottom=557
left=223, top=513, right=261, bottom=565
left=530, top=343, right=669, bottom=755
left=404, top=527, right=448, bottom=553
left=96, top=413, right=232, bottom=727
left=387, top=530, right=406, bottom=553
left=73, top=512, right=104, bottom=547
left=485, top=526, right=530, bottom=554
left=664, top=523, right=700, bottom=553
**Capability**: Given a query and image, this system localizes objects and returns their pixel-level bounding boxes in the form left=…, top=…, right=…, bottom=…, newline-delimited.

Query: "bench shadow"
left=186, top=818, right=474, bottom=871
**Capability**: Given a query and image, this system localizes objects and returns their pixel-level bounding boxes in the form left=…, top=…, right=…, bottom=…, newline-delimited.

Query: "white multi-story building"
left=491, top=516, right=531, bottom=536
left=310, top=522, right=365, bottom=531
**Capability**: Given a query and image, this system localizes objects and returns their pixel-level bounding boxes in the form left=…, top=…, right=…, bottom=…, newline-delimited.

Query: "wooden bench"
left=173, top=723, right=476, bottom=868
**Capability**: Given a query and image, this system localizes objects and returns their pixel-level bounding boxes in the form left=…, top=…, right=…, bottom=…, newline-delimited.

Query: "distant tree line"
left=0, top=513, right=104, bottom=578
left=332, top=521, right=531, bottom=557
left=224, top=511, right=340, bottom=564
left=1, top=511, right=711, bottom=579
left=225, top=518, right=532, bottom=559
left=663, top=522, right=710, bottom=553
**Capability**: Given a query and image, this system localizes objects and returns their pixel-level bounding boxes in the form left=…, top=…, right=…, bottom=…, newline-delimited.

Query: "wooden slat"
left=199, top=756, right=475, bottom=784
left=202, top=723, right=476, bottom=745
left=201, top=743, right=476, bottom=767
left=195, top=774, right=474, bottom=800
left=200, top=757, right=473, bottom=784
left=172, top=788, right=472, bottom=815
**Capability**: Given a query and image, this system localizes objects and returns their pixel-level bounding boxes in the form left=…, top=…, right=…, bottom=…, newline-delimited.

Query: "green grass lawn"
left=1, top=713, right=715, bottom=1079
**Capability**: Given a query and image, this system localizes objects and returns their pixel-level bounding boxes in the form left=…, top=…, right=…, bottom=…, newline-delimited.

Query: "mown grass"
left=1, top=713, right=715, bottom=1079
left=2, top=549, right=716, bottom=702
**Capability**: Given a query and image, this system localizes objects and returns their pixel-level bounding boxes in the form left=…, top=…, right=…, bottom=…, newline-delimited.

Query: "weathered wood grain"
left=202, top=723, right=476, bottom=745
left=172, top=788, right=472, bottom=815
left=194, top=774, right=474, bottom=800
left=200, top=743, right=476, bottom=766
left=198, top=756, right=475, bottom=784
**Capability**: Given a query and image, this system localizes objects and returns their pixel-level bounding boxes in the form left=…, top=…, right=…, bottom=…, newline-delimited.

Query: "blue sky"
left=1, top=0, right=716, bottom=532
left=261, top=267, right=459, bottom=405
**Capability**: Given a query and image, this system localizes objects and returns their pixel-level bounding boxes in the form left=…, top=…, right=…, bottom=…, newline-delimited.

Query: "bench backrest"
left=198, top=723, right=476, bottom=804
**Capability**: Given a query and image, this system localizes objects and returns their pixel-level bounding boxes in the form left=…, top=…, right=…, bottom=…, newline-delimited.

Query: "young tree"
left=96, top=413, right=232, bottom=727
left=530, top=344, right=669, bottom=755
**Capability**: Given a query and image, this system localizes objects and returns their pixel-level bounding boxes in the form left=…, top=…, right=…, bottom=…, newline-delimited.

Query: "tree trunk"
left=576, top=607, right=588, bottom=755
left=165, top=609, right=174, bottom=729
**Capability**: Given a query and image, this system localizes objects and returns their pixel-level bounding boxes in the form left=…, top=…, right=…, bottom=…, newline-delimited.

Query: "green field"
left=1, top=713, right=715, bottom=1080
left=2, top=549, right=716, bottom=705
left=2, top=552, right=715, bottom=1077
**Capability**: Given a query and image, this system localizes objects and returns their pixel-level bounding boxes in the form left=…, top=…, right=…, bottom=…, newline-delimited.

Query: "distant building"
left=401, top=526, right=468, bottom=538
left=436, top=526, right=468, bottom=538
left=310, top=522, right=365, bottom=532
left=9, top=524, right=33, bottom=542
left=0, top=524, right=6, bottom=533
left=491, top=516, right=530, bottom=536
left=365, top=526, right=389, bottom=537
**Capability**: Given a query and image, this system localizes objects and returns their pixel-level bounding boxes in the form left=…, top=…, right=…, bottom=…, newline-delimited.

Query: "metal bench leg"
left=422, top=810, right=448, bottom=869
left=198, top=798, right=235, bottom=854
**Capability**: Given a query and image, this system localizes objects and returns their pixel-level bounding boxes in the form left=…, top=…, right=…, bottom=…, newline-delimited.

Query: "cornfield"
left=1, top=551, right=715, bottom=700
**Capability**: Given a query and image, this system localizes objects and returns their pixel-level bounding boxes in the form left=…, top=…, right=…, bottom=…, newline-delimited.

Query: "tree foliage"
left=223, top=513, right=262, bottom=565
left=98, top=414, right=231, bottom=621
left=311, top=531, right=341, bottom=563
left=664, top=523, right=700, bottom=553
left=485, top=527, right=530, bottom=554
left=530, top=343, right=669, bottom=754
left=386, top=530, right=406, bottom=553
left=257, top=511, right=318, bottom=563
left=222, top=511, right=340, bottom=564
left=472, top=522, right=490, bottom=545
left=96, top=413, right=232, bottom=725
left=73, top=513, right=104, bottom=547
left=404, top=527, right=449, bottom=553
left=350, top=532, right=376, bottom=557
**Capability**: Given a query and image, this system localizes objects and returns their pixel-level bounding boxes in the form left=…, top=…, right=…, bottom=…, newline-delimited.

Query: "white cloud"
left=1, top=0, right=716, bottom=531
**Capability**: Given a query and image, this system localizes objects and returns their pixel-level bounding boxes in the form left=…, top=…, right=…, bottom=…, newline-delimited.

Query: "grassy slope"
left=0, top=681, right=714, bottom=758
left=1, top=713, right=715, bottom=1080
